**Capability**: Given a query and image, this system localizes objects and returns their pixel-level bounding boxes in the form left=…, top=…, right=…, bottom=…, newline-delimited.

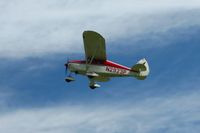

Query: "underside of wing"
left=93, top=76, right=110, bottom=82
left=83, top=31, right=107, bottom=62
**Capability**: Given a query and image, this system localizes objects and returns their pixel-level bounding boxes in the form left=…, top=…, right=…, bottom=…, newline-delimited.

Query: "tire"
left=89, top=86, right=96, bottom=89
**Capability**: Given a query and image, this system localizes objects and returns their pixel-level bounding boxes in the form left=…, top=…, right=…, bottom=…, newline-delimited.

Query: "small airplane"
left=65, top=31, right=150, bottom=89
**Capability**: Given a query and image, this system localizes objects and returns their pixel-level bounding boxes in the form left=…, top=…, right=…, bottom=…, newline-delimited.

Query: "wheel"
left=65, top=79, right=71, bottom=82
left=65, top=77, right=75, bottom=82
left=89, top=86, right=96, bottom=89
left=89, top=83, right=100, bottom=89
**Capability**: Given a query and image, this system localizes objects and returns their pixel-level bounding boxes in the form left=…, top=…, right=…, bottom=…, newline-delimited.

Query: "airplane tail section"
left=131, top=58, right=150, bottom=80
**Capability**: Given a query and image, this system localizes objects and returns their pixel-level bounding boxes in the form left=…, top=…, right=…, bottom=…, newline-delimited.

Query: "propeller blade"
left=65, top=59, right=70, bottom=75
left=65, top=65, right=68, bottom=75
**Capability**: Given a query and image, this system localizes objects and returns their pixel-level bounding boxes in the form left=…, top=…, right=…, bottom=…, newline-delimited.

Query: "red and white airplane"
left=65, top=31, right=150, bottom=89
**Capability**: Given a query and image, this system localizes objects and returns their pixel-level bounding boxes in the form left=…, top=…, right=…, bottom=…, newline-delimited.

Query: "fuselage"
left=66, top=60, right=139, bottom=77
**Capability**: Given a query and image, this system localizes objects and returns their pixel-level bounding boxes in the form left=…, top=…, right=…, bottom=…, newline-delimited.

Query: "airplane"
left=65, top=31, right=150, bottom=89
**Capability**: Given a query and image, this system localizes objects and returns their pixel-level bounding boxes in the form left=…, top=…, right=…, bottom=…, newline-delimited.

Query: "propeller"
left=65, top=59, right=70, bottom=76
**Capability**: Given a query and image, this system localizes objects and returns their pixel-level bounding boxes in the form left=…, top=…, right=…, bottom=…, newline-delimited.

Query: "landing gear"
left=65, top=62, right=75, bottom=82
left=89, top=78, right=100, bottom=89
left=89, top=83, right=100, bottom=89
left=65, top=76, right=75, bottom=82
left=65, top=72, right=75, bottom=82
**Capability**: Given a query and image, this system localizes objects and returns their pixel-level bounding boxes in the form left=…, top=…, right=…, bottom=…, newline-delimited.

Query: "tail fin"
left=131, top=58, right=150, bottom=80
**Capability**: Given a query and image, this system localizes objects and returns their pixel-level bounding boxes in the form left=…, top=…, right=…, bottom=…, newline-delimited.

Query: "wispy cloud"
left=0, top=0, right=200, bottom=58
left=0, top=89, right=199, bottom=133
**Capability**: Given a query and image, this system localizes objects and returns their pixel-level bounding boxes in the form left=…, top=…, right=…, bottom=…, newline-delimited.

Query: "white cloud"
left=0, top=90, right=200, bottom=133
left=0, top=0, right=200, bottom=58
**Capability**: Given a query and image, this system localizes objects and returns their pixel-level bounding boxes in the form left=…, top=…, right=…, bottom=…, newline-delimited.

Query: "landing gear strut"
left=65, top=61, right=75, bottom=82
left=65, top=71, right=75, bottom=82
left=89, top=78, right=100, bottom=89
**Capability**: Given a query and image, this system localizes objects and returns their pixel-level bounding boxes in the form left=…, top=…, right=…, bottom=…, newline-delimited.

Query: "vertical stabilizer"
left=131, top=58, right=150, bottom=80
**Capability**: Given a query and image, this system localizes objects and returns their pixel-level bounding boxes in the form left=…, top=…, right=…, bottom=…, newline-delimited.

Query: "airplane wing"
left=83, top=31, right=107, bottom=62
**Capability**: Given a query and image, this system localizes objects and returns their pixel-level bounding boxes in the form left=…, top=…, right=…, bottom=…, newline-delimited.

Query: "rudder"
left=131, top=58, right=150, bottom=80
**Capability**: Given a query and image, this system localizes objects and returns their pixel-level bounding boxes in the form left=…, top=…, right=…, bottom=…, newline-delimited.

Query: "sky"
left=0, top=0, right=200, bottom=133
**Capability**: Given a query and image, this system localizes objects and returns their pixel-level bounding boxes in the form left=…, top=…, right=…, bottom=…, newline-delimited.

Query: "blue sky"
left=0, top=0, right=200, bottom=133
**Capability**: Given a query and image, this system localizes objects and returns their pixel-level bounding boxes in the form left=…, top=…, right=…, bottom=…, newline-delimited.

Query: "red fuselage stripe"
left=69, top=60, right=131, bottom=71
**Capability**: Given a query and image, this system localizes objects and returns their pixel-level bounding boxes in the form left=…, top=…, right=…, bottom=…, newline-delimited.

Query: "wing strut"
left=86, top=41, right=100, bottom=71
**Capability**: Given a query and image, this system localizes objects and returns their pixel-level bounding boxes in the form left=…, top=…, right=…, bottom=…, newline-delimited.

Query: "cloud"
left=0, top=0, right=200, bottom=58
left=0, top=87, right=14, bottom=110
left=0, top=34, right=199, bottom=133
left=0, top=89, right=199, bottom=133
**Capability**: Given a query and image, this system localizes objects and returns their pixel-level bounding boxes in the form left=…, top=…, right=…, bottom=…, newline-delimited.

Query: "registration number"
left=106, top=66, right=127, bottom=75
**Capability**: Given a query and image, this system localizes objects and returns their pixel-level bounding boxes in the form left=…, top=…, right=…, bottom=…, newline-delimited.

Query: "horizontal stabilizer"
left=131, top=63, right=146, bottom=72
